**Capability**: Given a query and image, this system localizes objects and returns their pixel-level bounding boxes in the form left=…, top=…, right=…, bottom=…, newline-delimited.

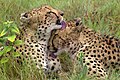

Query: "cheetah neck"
left=20, top=27, right=49, bottom=45
left=36, top=23, right=56, bottom=46
left=78, top=26, right=102, bottom=48
left=36, top=30, right=51, bottom=46
left=20, top=27, right=35, bottom=37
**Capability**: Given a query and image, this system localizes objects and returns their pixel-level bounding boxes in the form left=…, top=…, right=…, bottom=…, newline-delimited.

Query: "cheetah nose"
left=56, top=19, right=61, bottom=25
left=21, top=12, right=28, bottom=18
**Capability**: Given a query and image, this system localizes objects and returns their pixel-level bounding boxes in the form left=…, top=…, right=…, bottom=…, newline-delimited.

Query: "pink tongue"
left=61, top=21, right=66, bottom=29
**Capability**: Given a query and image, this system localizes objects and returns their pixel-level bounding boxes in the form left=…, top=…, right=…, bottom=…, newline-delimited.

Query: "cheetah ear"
left=74, top=17, right=82, bottom=26
left=74, top=17, right=83, bottom=32
left=20, top=12, right=31, bottom=25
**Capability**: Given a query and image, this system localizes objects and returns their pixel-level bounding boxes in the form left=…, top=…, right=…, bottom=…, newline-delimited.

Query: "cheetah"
left=48, top=18, right=120, bottom=79
left=1, top=5, right=65, bottom=73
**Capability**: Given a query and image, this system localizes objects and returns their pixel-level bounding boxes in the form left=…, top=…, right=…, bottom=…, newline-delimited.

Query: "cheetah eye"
left=60, top=12, right=64, bottom=16
left=47, top=11, right=51, bottom=14
left=47, top=11, right=59, bottom=18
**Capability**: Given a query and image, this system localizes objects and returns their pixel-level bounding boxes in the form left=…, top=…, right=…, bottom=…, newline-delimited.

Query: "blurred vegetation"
left=0, top=0, right=120, bottom=80
left=0, top=0, right=120, bottom=37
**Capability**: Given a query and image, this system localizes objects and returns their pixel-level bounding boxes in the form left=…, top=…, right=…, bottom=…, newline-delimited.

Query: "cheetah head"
left=20, top=5, right=65, bottom=33
left=48, top=18, right=83, bottom=53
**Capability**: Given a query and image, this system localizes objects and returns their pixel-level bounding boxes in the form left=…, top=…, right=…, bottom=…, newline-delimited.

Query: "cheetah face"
left=20, top=5, right=65, bottom=32
left=48, top=18, right=82, bottom=52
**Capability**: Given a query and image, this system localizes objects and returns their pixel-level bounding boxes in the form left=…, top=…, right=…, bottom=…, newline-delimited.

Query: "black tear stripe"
left=51, top=34, right=59, bottom=53
left=50, top=33, right=67, bottom=53
left=46, top=11, right=59, bottom=21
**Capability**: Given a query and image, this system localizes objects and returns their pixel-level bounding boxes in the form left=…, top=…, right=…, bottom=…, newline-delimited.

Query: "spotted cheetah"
left=1, top=5, right=65, bottom=73
left=48, top=18, right=120, bottom=79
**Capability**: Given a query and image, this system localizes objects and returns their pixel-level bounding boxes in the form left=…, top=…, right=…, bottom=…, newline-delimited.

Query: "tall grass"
left=0, top=0, right=120, bottom=36
left=0, top=0, right=120, bottom=80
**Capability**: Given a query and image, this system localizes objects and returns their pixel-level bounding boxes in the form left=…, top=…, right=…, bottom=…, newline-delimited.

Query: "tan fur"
left=48, top=18, right=120, bottom=79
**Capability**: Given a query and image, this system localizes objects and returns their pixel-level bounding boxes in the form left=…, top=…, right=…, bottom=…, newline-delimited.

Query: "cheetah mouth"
left=56, top=19, right=66, bottom=29
left=49, top=53, right=57, bottom=58
left=61, top=21, right=66, bottom=29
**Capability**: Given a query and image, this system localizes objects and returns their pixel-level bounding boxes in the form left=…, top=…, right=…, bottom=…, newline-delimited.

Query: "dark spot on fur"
left=51, top=66, right=55, bottom=70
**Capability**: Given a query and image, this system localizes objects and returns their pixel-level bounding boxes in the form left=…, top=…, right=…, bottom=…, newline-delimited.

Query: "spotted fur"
left=1, top=5, right=65, bottom=73
left=48, top=18, right=120, bottom=79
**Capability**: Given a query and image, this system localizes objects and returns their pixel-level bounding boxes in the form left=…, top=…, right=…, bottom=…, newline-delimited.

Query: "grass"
left=0, top=0, right=120, bottom=80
